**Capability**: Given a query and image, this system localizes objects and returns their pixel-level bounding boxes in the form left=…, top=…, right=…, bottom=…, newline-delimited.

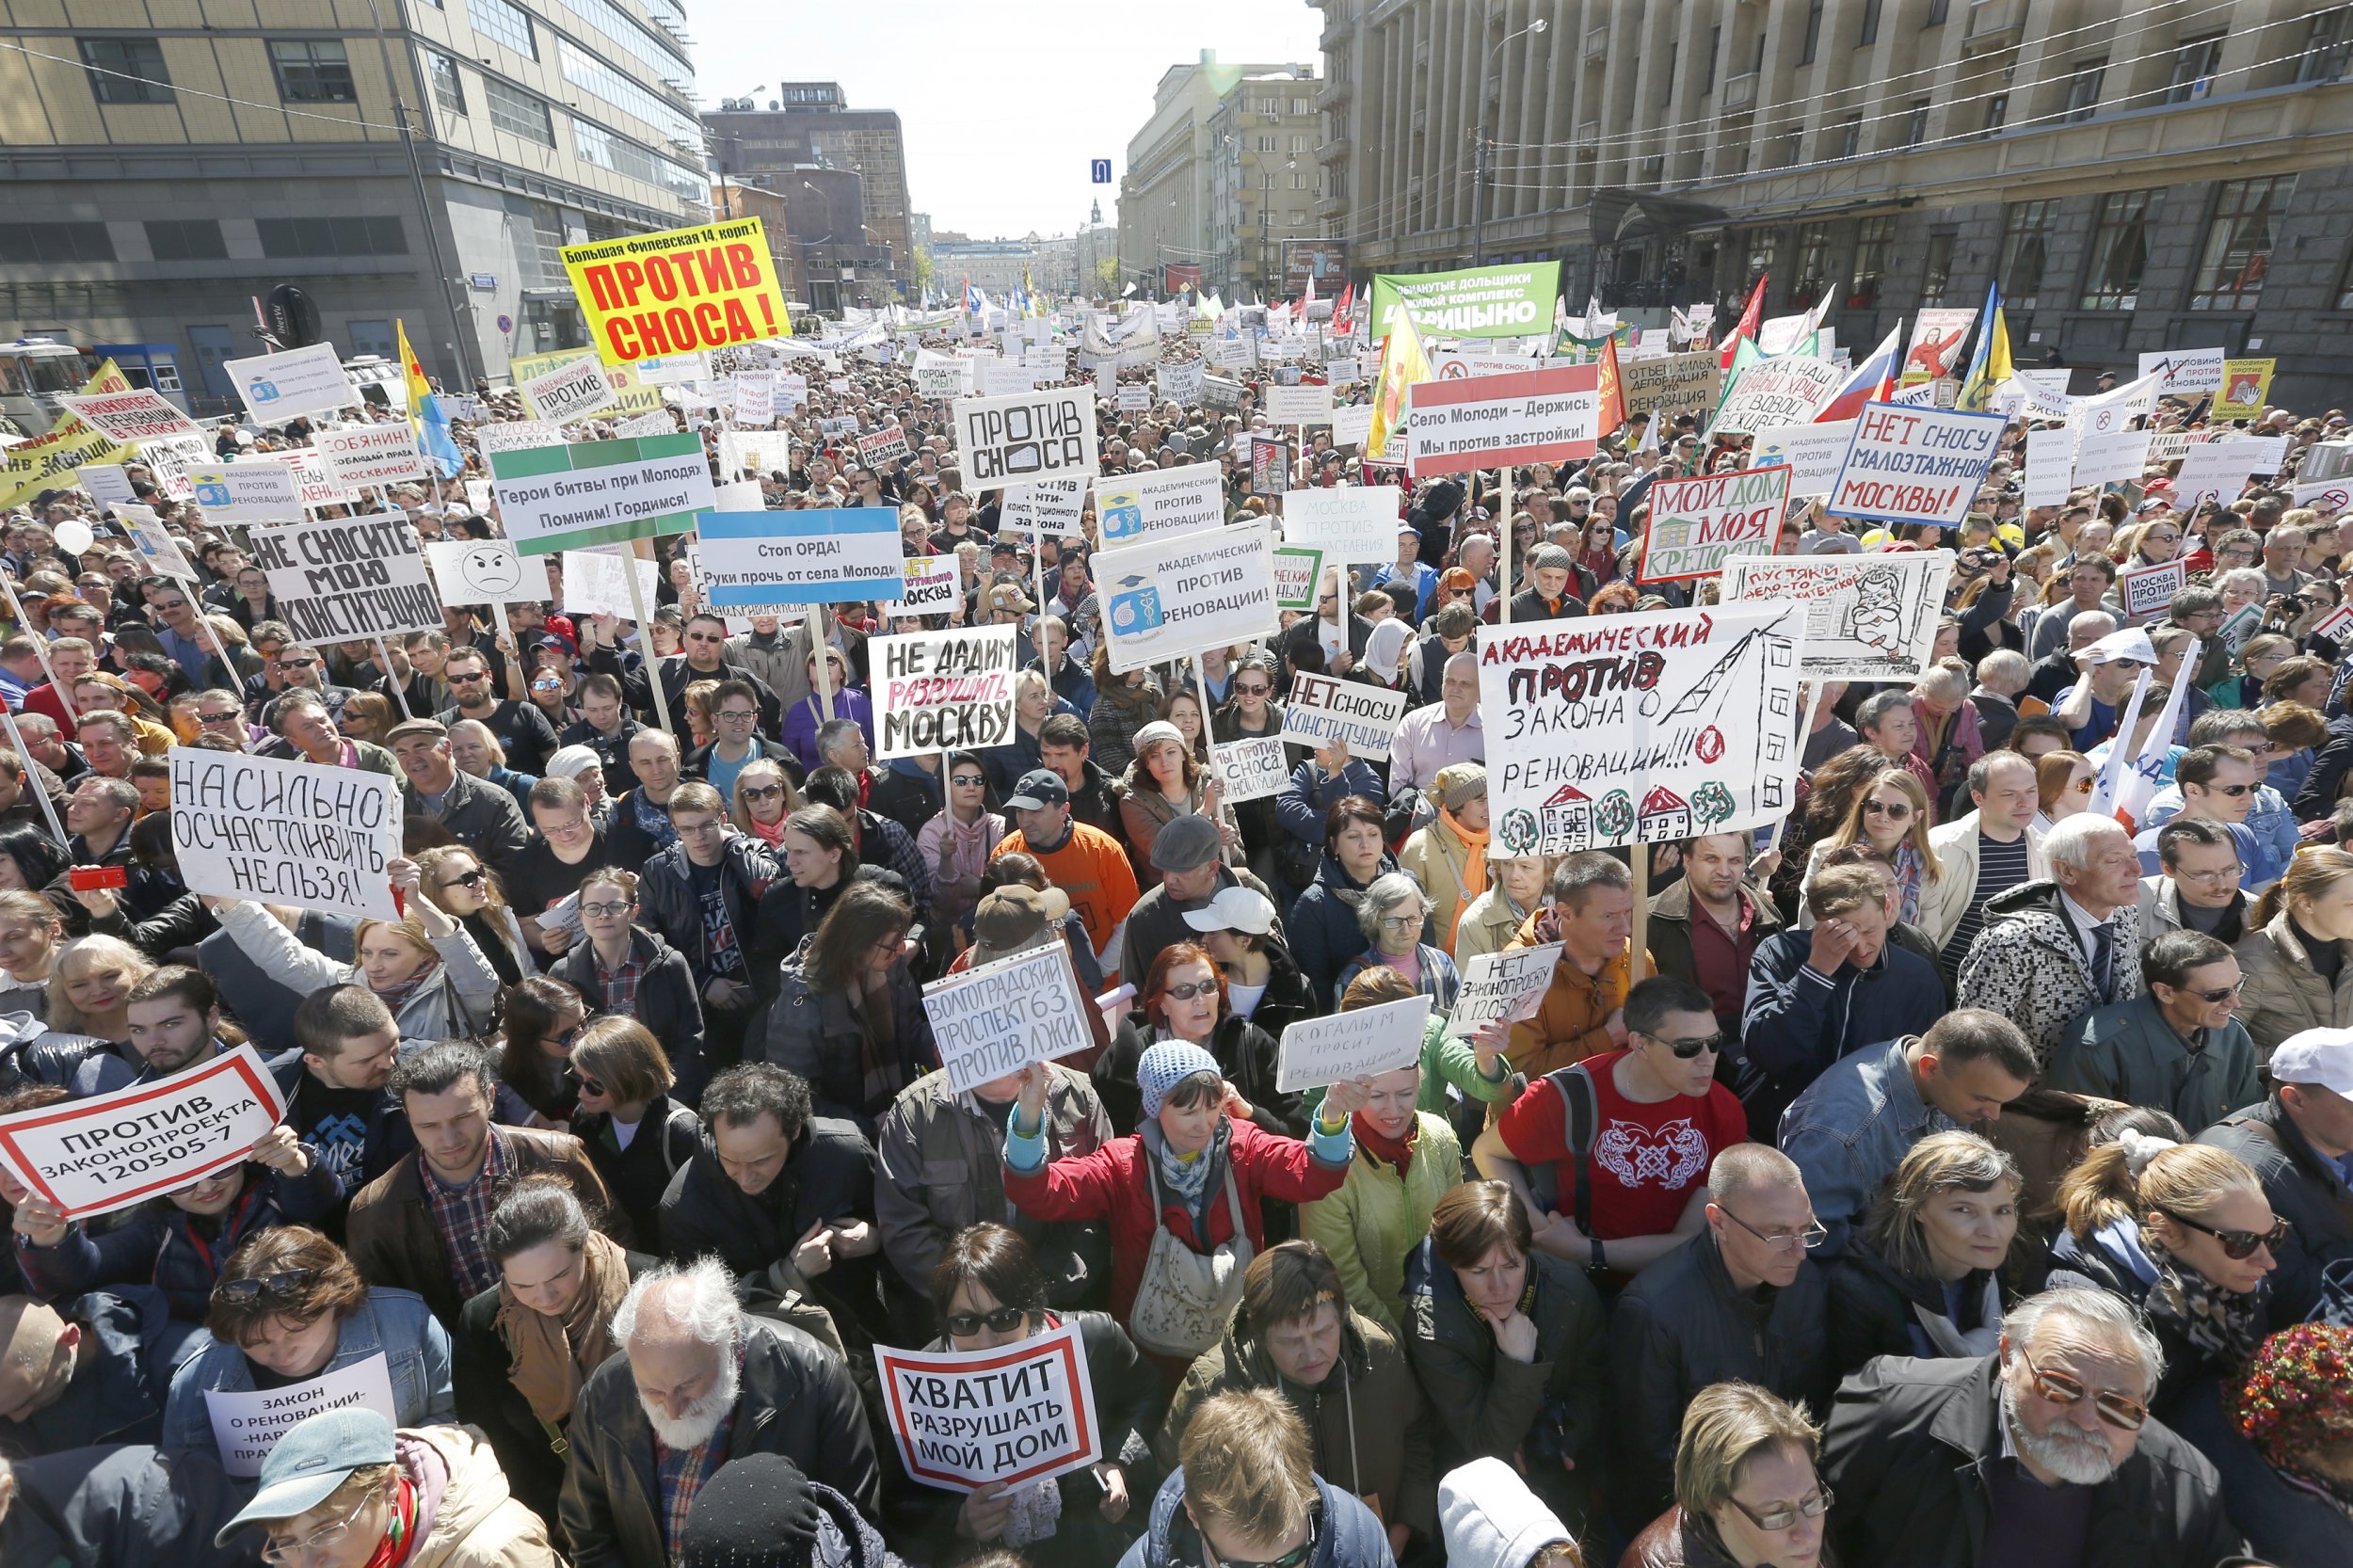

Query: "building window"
left=1921, top=231, right=1956, bottom=305
left=1850, top=216, right=1895, bottom=305
left=1983, top=93, right=2009, bottom=132
left=1703, top=24, right=1719, bottom=91
left=1858, top=0, right=1881, bottom=45
left=2064, top=58, right=2105, bottom=121
left=2190, top=174, right=2293, bottom=310
left=1260, top=170, right=1274, bottom=190
left=485, top=77, right=555, bottom=146
left=1258, top=135, right=1275, bottom=152
left=1836, top=114, right=1863, bottom=158
left=2079, top=188, right=2160, bottom=309
left=1801, top=1, right=1824, bottom=63
left=79, top=38, right=173, bottom=104
left=144, top=219, right=227, bottom=261
left=0, top=223, right=118, bottom=264
left=1791, top=224, right=1832, bottom=307
left=255, top=216, right=407, bottom=258
left=1290, top=97, right=1310, bottom=115
left=424, top=50, right=465, bottom=117
left=1996, top=200, right=2056, bottom=311
left=1289, top=135, right=1305, bottom=154
left=1904, top=99, right=1930, bottom=145
left=468, top=0, right=536, bottom=58
left=1925, top=0, right=1949, bottom=23
left=2301, top=7, right=2352, bottom=82
left=268, top=40, right=357, bottom=103
left=2166, top=34, right=2224, bottom=103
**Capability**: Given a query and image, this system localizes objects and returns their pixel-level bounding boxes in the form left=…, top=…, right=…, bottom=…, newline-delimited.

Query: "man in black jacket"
left=1821, top=1288, right=2240, bottom=1568
left=636, top=783, right=777, bottom=1068
left=0, top=1288, right=176, bottom=1454
left=557, top=1256, right=879, bottom=1566
left=2197, top=1029, right=2353, bottom=1321
left=1609, top=1144, right=1834, bottom=1535
left=386, top=719, right=529, bottom=872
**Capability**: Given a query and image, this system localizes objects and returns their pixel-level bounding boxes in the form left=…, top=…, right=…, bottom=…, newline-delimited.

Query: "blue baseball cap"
left=216, top=1406, right=398, bottom=1546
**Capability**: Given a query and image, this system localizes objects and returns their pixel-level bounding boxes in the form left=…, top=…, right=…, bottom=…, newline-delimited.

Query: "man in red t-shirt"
left=1474, top=973, right=1748, bottom=1280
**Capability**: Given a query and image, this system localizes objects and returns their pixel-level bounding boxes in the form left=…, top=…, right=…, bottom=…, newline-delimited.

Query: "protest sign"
left=2218, top=602, right=2264, bottom=656
left=2312, top=605, right=2353, bottom=648
left=2024, top=426, right=2073, bottom=508
left=281, top=449, right=357, bottom=511
left=475, top=419, right=565, bottom=456
left=1638, top=467, right=1792, bottom=584
left=1158, top=361, right=1205, bottom=404
left=425, top=538, right=541, bottom=607
left=563, top=216, right=788, bottom=363
left=1479, top=600, right=1808, bottom=856
left=1369, top=261, right=1561, bottom=339
left=0, top=360, right=136, bottom=510
left=189, top=460, right=304, bottom=523
left=1265, top=384, right=1334, bottom=424
left=2118, top=558, right=2188, bottom=622
left=776, top=372, right=810, bottom=408
left=715, top=430, right=780, bottom=479
left=1215, top=734, right=1290, bottom=805
left=1719, top=551, right=1952, bottom=680
left=1619, top=351, right=1724, bottom=417
left=877, top=1322, right=1101, bottom=1494
left=1443, top=944, right=1565, bottom=1041
left=206, top=1354, right=399, bottom=1479
left=913, top=355, right=970, bottom=399
left=1273, top=545, right=1324, bottom=611
left=2145, top=432, right=2195, bottom=466
left=1405, top=364, right=1600, bottom=477
left=77, top=462, right=137, bottom=510
left=1823, top=404, right=2006, bottom=526
left=921, top=944, right=1093, bottom=1095
left=699, top=507, right=903, bottom=606
left=508, top=349, right=667, bottom=418
left=1330, top=403, right=1374, bottom=449
left=858, top=426, right=912, bottom=466
left=732, top=372, right=775, bottom=426
left=1281, top=485, right=1401, bottom=565
left=2171, top=439, right=2279, bottom=509
left=1713, top=356, right=1848, bottom=435
left=614, top=410, right=676, bottom=440
left=1748, top=421, right=1854, bottom=500
left=168, top=747, right=399, bottom=918
left=0, top=1045, right=286, bottom=1220
left=1096, top=518, right=1280, bottom=674
left=1000, top=476, right=1087, bottom=539
left=952, top=388, right=1098, bottom=493
left=313, top=424, right=425, bottom=490
left=488, top=433, right=713, bottom=554
left=53, top=388, right=201, bottom=444
left=1210, top=337, right=1257, bottom=370
left=138, top=435, right=207, bottom=503
left=249, top=514, right=441, bottom=642
left=898, top=555, right=961, bottom=616
left=222, top=342, right=356, bottom=422
left=120, top=508, right=199, bottom=581
left=2073, top=427, right=2153, bottom=488
left=1434, top=352, right=1543, bottom=380
left=2137, top=347, right=2228, bottom=397
left=1202, top=375, right=1244, bottom=410
left=983, top=362, right=1041, bottom=397
left=1282, top=672, right=1410, bottom=760
left=1250, top=438, right=1294, bottom=494
left=874, top=625, right=1016, bottom=760
left=2211, top=359, right=2277, bottom=421
left=1095, top=462, right=1225, bottom=548
left=520, top=355, right=620, bottom=423
left=2293, top=476, right=2353, bottom=515
left=561, top=547, right=661, bottom=620
left=1324, top=355, right=1361, bottom=384
left=1115, top=385, right=1149, bottom=413
left=1275, top=994, right=1432, bottom=1091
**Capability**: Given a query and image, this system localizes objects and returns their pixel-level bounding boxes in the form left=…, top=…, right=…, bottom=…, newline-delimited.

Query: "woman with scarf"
left=1799, top=767, right=1941, bottom=929
left=2217, top=1324, right=2353, bottom=1565
left=490, top=975, right=586, bottom=1127
left=760, top=878, right=938, bottom=1138
left=1285, top=794, right=1398, bottom=1013
left=1398, top=763, right=1490, bottom=957
left=918, top=748, right=1006, bottom=947
left=1119, top=720, right=1240, bottom=888
left=728, top=757, right=799, bottom=850
left=414, top=843, right=535, bottom=986
left=2045, top=1131, right=2279, bottom=1420
left=454, top=1176, right=652, bottom=1530
left=1824, top=1131, right=2022, bottom=1381
left=1299, top=1029, right=1461, bottom=1339
left=1087, top=642, right=1163, bottom=779
left=1209, top=653, right=1289, bottom=889
left=1624, top=1382, right=1837, bottom=1568
left=1333, top=872, right=1462, bottom=1015
left=547, top=867, right=707, bottom=1103
left=1002, top=1040, right=1362, bottom=1370
left=1095, top=943, right=1292, bottom=1139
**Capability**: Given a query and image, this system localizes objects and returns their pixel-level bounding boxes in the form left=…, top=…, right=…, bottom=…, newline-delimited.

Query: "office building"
left=702, top=83, right=911, bottom=298
left=1116, top=51, right=1315, bottom=296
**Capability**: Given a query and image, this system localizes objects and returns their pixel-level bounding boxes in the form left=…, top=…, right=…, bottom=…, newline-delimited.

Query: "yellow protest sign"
left=0, top=360, right=136, bottom=511
left=2210, top=358, right=2276, bottom=422
left=562, top=217, right=787, bottom=365
left=505, top=349, right=666, bottom=418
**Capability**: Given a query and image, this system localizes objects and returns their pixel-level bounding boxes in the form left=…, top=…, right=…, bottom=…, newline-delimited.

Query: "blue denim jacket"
left=1777, top=1036, right=1955, bottom=1257
left=159, top=1287, right=455, bottom=1463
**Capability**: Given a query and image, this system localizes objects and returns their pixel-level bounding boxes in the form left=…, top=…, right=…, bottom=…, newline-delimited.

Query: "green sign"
left=1273, top=545, right=1325, bottom=611
left=1369, top=261, right=1561, bottom=341
left=487, top=432, right=715, bottom=554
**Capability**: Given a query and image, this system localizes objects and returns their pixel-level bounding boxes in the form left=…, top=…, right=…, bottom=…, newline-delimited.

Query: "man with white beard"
left=557, top=1257, right=880, bottom=1565
left=1818, top=1288, right=2241, bottom=1568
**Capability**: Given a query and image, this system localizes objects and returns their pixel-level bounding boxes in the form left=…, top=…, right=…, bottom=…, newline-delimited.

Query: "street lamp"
left=1472, top=11, right=1547, bottom=266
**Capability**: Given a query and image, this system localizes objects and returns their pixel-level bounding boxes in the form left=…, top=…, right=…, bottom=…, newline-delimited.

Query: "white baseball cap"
left=2268, top=1029, right=2353, bottom=1098
left=1182, top=886, right=1277, bottom=936
left=2082, top=628, right=2160, bottom=666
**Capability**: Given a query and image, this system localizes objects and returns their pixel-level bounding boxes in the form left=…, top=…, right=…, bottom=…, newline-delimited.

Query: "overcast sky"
left=688, top=0, right=1323, bottom=238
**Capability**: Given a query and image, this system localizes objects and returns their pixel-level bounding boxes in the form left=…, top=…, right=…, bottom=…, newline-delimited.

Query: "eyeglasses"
left=580, top=901, right=633, bottom=919
left=2199, top=782, right=2255, bottom=797
left=1202, top=1509, right=1319, bottom=1568
left=278, top=658, right=320, bottom=670
left=1862, top=799, right=1913, bottom=819
left=1640, top=1026, right=1723, bottom=1059
left=198, top=710, right=243, bottom=726
left=216, top=1268, right=318, bottom=1304
left=261, top=1488, right=381, bottom=1567
left=2144, top=533, right=2180, bottom=544
left=1719, top=1206, right=1828, bottom=1251
left=448, top=670, right=489, bottom=683
left=440, top=868, right=488, bottom=891
left=564, top=1064, right=607, bottom=1096
left=1377, top=914, right=1422, bottom=931
left=2017, top=1350, right=2149, bottom=1431
left=1724, top=1486, right=1834, bottom=1534
left=944, top=1304, right=1030, bottom=1337
left=2173, top=864, right=2244, bottom=886
left=716, top=709, right=758, bottom=722
left=2157, top=1206, right=2289, bottom=1261
left=1162, top=980, right=1218, bottom=1001
left=950, top=774, right=986, bottom=787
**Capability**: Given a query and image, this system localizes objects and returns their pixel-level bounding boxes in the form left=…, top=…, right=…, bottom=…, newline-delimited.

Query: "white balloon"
left=53, top=520, right=92, bottom=554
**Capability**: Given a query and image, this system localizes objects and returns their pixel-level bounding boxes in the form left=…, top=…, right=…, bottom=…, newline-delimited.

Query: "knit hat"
left=544, top=744, right=602, bottom=781
left=1527, top=542, right=1575, bottom=572
left=1438, top=1457, right=1574, bottom=1568
left=1366, top=618, right=1413, bottom=682
left=1136, top=1040, right=1222, bottom=1118
left=1130, top=719, right=1185, bottom=758
left=1433, top=762, right=1488, bottom=811
left=679, top=1452, right=823, bottom=1567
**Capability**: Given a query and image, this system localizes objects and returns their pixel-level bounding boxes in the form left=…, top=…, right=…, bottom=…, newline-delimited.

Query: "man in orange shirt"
left=993, top=768, right=1140, bottom=968
left=1505, top=851, right=1648, bottom=1078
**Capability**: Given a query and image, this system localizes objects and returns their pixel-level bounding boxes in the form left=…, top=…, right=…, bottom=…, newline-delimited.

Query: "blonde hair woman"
left=2235, top=846, right=2353, bottom=1060
left=729, top=757, right=799, bottom=847
left=1622, top=1382, right=1833, bottom=1568
left=47, top=935, right=153, bottom=1071
left=1826, top=1130, right=2021, bottom=1379
left=415, top=843, right=534, bottom=986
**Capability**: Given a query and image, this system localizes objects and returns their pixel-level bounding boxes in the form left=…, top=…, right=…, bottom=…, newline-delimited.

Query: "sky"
left=687, top=0, right=1324, bottom=238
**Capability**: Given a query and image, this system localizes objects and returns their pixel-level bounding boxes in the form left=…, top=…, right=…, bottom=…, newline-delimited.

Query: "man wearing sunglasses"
left=2048, top=930, right=2262, bottom=1137
left=2051, top=627, right=2157, bottom=753
left=2200, top=1028, right=2353, bottom=1322
left=1822, top=1288, right=2239, bottom=1568
left=2130, top=744, right=2266, bottom=891
left=434, top=647, right=559, bottom=777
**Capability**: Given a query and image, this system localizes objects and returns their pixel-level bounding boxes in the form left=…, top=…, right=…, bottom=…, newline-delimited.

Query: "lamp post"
left=1471, top=9, right=1547, bottom=267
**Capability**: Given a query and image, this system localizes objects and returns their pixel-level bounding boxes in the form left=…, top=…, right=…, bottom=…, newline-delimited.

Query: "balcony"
left=1318, top=136, right=1351, bottom=163
left=1322, top=78, right=1353, bottom=108
left=1963, top=0, right=2026, bottom=53
left=1585, top=25, right=1609, bottom=61
left=1722, top=72, right=1757, bottom=111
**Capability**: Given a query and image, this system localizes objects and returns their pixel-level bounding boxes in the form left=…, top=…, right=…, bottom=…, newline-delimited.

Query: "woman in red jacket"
left=1001, top=1040, right=1363, bottom=1367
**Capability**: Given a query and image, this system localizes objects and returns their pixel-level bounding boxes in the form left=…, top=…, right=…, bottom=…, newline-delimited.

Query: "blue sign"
left=469, top=273, right=498, bottom=291
left=1090, top=158, right=1112, bottom=184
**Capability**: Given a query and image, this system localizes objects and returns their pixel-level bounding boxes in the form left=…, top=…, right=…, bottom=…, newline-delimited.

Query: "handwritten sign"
left=2118, top=557, right=2188, bottom=622
left=1824, top=403, right=2006, bottom=527
left=1215, top=734, right=1290, bottom=805
left=874, top=625, right=1016, bottom=759
left=1282, top=671, right=1410, bottom=761
left=1638, top=467, right=1791, bottom=584
left=0, top=1046, right=286, bottom=1219
left=1444, top=944, right=1564, bottom=1040
left=921, top=944, right=1094, bottom=1095
left=876, top=1322, right=1100, bottom=1494
left=205, top=1354, right=401, bottom=1478
left=1274, top=994, right=1431, bottom=1092
left=249, top=514, right=443, bottom=642
left=168, top=747, right=399, bottom=919
left=1718, top=552, right=1952, bottom=680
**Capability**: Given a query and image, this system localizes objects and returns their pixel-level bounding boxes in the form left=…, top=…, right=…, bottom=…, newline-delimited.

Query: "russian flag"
left=1816, top=325, right=1902, bottom=424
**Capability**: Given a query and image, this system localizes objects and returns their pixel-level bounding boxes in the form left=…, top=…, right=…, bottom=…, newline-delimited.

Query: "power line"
left=0, top=36, right=412, bottom=132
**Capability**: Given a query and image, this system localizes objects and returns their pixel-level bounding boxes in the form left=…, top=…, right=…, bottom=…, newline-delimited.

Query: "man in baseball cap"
left=2199, top=1026, right=2353, bottom=1320
left=997, top=767, right=1138, bottom=960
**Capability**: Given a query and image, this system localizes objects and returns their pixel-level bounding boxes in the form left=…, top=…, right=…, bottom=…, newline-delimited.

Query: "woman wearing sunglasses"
left=1210, top=654, right=1288, bottom=889
left=902, top=1224, right=1163, bottom=1565
left=1097, top=944, right=1293, bottom=1139
left=1823, top=1131, right=2023, bottom=1382
left=726, top=758, right=800, bottom=852
left=2031, top=749, right=2094, bottom=833
left=489, top=975, right=586, bottom=1127
left=2234, top=845, right=2353, bottom=1060
left=1625, top=1381, right=1833, bottom=1568
left=414, top=844, right=534, bottom=985
left=916, top=748, right=1004, bottom=947
left=564, top=1016, right=702, bottom=1246
left=2047, top=1133, right=2279, bottom=1419
left=1121, top=721, right=1241, bottom=890
left=546, top=867, right=707, bottom=1102
left=1804, top=768, right=1940, bottom=928
left=161, top=1224, right=454, bottom=1467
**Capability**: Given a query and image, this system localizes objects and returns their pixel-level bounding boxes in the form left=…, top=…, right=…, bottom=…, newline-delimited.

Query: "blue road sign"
left=1090, top=158, right=1112, bottom=184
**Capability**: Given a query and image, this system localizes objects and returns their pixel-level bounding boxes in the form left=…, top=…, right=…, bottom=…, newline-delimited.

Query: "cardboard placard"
left=1718, top=551, right=1954, bottom=680
left=1281, top=486, right=1402, bottom=565
left=2137, top=347, right=2228, bottom=397
left=1823, top=404, right=2006, bottom=526
left=1215, top=734, right=1290, bottom=805
left=1747, top=421, right=1854, bottom=501
left=426, top=539, right=543, bottom=607
left=1274, top=994, right=1432, bottom=1091
left=53, top=389, right=201, bottom=444
left=1272, top=546, right=1326, bottom=611
left=188, top=460, right=305, bottom=524
left=563, top=217, right=789, bottom=363
left=1443, top=943, right=1565, bottom=1040
left=877, top=1323, right=1101, bottom=1494
left=921, top=944, right=1094, bottom=1095
left=1095, top=519, right=1280, bottom=674
left=474, top=420, right=566, bottom=456
left=898, top=555, right=961, bottom=616
left=1638, top=467, right=1793, bottom=584
left=488, top=433, right=714, bottom=554
left=222, top=343, right=357, bottom=422
left=952, top=388, right=1098, bottom=493
left=2118, top=558, right=2188, bottom=622
left=168, top=748, right=399, bottom=919
left=206, top=1353, right=399, bottom=1479
left=1095, top=462, right=1225, bottom=548
left=1281, top=672, right=1411, bottom=761
left=1265, top=384, right=1335, bottom=424
left=699, top=507, right=904, bottom=606
left=314, top=424, right=426, bottom=489
left=248, top=514, right=443, bottom=642
left=873, top=625, right=1017, bottom=760
left=1712, top=356, right=1847, bottom=435
left=561, top=547, right=661, bottom=620
left=0, top=1045, right=286, bottom=1220
left=1405, top=364, right=1601, bottom=477
left=520, top=355, right=621, bottom=423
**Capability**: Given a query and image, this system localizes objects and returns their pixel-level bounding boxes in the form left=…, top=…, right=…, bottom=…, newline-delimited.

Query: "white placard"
left=876, top=1323, right=1101, bottom=1495
left=873, top=624, right=1017, bottom=760
left=2074, top=427, right=2153, bottom=488
left=54, top=389, right=202, bottom=444
left=1823, top=404, right=2007, bottom=526
left=77, top=462, right=138, bottom=509
left=2025, top=426, right=2073, bottom=508
left=474, top=420, right=566, bottom=455
left=897, top=555, right=960, bottom=616
left=1405, top=366, right=1600, bottom=477
left=223, top=342, right=357, bottom=422
left=1748, top=421, right=1854, bottom=501
left=2118, top=558, right=2188, bottom=622
left=280, top=448, right=357, bottom=510
left=1712, top=356, right=1848, bottom=435
left=913, top=355, right=969, bottom=399
left=426, top=538, right=542, bottom=607
left=2137, top=347, right=2228, bottom=397
left=206, top=1353, right=399, bottom=1479
left=1265, top=384, right=1335, bottom=424
left=1095, top=518, right=1280, bottom=673
left=121, top=507, right=199, bottom=581
left=0, top=1045, right=287, bottom=1220
left=921, top=943, right=1093, bottom=1094
left=168, top=747, right=399, bottom=918
left=1274, top=994, right=1432, bottom=1092
left=1331, top=404, right=1375, bottom=449
left=2170, top=438, right=2278, bottom=510
left=634, top=351, right=708, bottom=386
left=1638, top=467, right=1793, bottom=584
left=732, top=372, right=775, bottom=425
left=1718, top=551, right=1954, bottom=680
left=248, top=513, right=442, bottom=641
left=952, top=388, right=1098, bottom=493
left=1324, top=356, right=1362, bottom=385
left=1281, top=672, right=1411, bottom=761
left=982, top=362, right=1041, bottom=397
left=2292, top=476, right=2352, bottom=514
left=614, top=410, right=675, bottom=440
left=1094, top=462, right=1225, bottom=548
left=1158, top=361, right=1205, bottom=404
left=137, top=434, right=209, bottom=502
left=716, top=430, right=780, bottom=479
left=561, top=546, right=662, bottom=620
left=1000, top=476, right=1087, bottom=539
left=313, top=424, right=425, bottom=489
left=858, top=426, right=912, bottom=466
left=1281, top=485, right=1401, bottom=564
left=1115, top=385, right=1149, bottom=413
left=1215, top=734, right=1290, bottom=805
left=1443, top=943, right=1565, bottom=1040
left=776, top=372, right=810, bottom=408
left=520, top=355, right=620, bottom=423
left=188, top=460, right=304, bottom=523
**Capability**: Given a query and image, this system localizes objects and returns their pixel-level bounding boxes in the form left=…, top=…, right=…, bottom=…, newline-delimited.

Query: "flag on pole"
left=1816, top=325, right=1904, bottom=424
left=2111, top=639, right=2197, bottom=832
left=1720, top=275, right=1768, bottom=369
left=1595, top=336, right=1626, bottom=439
left=1956, top=280, right=2011, bottom=413
left=397, top=320, right=461, bottom=479
left=1367, top=305, right=1433, bottom=464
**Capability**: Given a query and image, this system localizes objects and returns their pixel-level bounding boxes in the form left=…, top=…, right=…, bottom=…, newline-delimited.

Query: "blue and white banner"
left=698, top=507, right=904, bottom=606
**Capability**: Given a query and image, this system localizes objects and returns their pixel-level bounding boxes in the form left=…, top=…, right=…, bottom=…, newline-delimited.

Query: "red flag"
left=1334, top=282, right=1353, bottom=335
left=1595, top=336, right=1626, bottom=438
left=1719, top=274, right=1768, bottom=370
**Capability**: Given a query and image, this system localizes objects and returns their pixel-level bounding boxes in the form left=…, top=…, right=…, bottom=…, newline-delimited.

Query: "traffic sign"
left=1090, top=158, right=1112, bottom=184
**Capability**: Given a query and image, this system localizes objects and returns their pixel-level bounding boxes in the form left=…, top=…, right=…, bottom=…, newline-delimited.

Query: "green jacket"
left=1302, top=1111, right=1461, bottom=1336
left=2045, top=991, right=2265, bottom=1136
left=1157, top=1303, right=1436, bottom=1540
